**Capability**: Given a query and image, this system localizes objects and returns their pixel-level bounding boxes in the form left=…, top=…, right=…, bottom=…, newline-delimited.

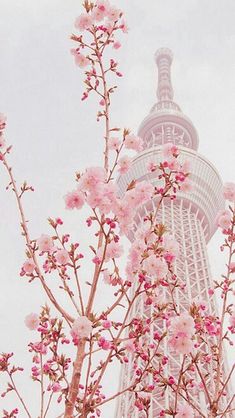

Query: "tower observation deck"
left=115, top=48, right=233, bottom=417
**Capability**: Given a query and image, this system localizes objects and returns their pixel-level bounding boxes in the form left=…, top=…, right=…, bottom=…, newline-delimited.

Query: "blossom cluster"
left=26, top=307, right=71, bottom=401
left=70, top=0, right=128, bottom=103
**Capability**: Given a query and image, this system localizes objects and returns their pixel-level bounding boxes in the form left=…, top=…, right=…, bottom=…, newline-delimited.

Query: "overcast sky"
left=0, top=0, right=235, bottom=416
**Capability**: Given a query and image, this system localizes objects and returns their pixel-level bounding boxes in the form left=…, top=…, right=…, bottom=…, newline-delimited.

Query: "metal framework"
left=115, top=49, right=233, bottom=417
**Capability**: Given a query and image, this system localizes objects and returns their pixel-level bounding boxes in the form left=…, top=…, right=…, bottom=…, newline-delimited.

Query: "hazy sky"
left=0, top=0, right=235, bottom=416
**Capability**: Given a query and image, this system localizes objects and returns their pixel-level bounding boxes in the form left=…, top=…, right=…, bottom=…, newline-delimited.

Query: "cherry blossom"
left=106, top=6, right=121, bottom=22
left=71, top=316, right=93, bottom=339
left=98, top=337, right=111, bottom=350
left=51, top=382, right=62, bottom=392
left=216, top=209, right=231, bottom=229
left=1, top=3, right=235, bottom=417
left=105, top=240, right=123, bottom=261
left=96, top=0, right=110, bottom=15
left=64, top=189, right=85, bottom=210
left=162, top=142, right=179, bottom=160
left=25, top=313, right=39, bottom=331
left=162, top=233, right=179, bottom=259
left=223, top=182, right=235, bottom=202
left=135, top=180, right=154, bottom=204
left=109, top=136, right=121, bottom=150
left=176, top=404, right=194, bottom=418
left=120, top=19, right=129, bottom=33
left=143, top=255, right=168, bottom=278
left=37, top=234, right=54, bottom=252
left=23, top=258, right=36, bottom=274
left=180, top=178, right=193, bottom=193
left=91, top=0, right=110, bottom=21
left=117, top=155, right=132, bottom=174
left=169, top=331, right=194, bottom=355
left=74, top=13, right=93, bottom=31
left=55, top=249, right=70, bottom=265
left=146, top=160, right=158, bottom=173
left=113, top=41, right=121, bottom=49
left=78, top=166, right=106, bottom=192
left=71, top=50, right=90, bottom=68
left=124, top=134, right=143, bottom=152
left=170, top=313, right=195, bottom=337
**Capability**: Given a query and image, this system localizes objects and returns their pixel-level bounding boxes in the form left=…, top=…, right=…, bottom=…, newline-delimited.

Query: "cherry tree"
left=0, top=1, right=234, bottom=417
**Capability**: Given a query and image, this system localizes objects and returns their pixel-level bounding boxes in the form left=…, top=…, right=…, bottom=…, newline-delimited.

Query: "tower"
left=115, top=49, right=233, bottom=417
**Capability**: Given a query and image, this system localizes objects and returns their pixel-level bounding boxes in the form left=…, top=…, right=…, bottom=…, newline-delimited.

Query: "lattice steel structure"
left=115, top=49, right=233, bottom=417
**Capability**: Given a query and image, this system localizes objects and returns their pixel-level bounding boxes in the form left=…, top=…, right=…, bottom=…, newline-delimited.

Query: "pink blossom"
left=120, top=19, right=129, bottom=33
left=169, top=332, right=194, bottom=355
left=169, top=159, right=181, bottom=171
left=124, top=339, right=135, bottom=353
left=103, top=269, right=112, bottom=284
left=125, top=134, right=143, bottom=152
left=180, top=179, right=193, bottom=193
left=98, top=337, right=111, bottom=350
left=113, top=198, right=134, bottom=235
left=91, top=8, right=105, bottom=22
left=102, top=320, right=112, bottom=329
left=117, top=155, right=132, bottom=174
left=73, top=52, right=90, bottom=68
left=170, top=313, right=195, bottom=337
left=124, top=189, right=139, bottom=207
left=163, top=234, right=179, bottom=259
left=87, top=182, right=117, bottom=213
left=92, top=1, right=110, bottom=21
left=74, top=13, right=93, bottom=31
left=78, top=166, right=106, bottom=191
left=176, top=404, right=194, bottom=418
left=128, top=239, right=146, bottom=270
left=109, top=137, right=121, bottom=150
left=181, top=160, right=191, bottom=173
left=96, top=1, right=110, bottom=15
left=37, top=234, right=54, bottom=252
left=25, top=313, right=39, bottom=331
left=113, top=41, right=121, bottom=49
left=135, top=181, right=154, bottom=204
left=86, top=189, right=102, bottom=209
left=223, top=182, right=235, bottom=202
left=105, top=240, right=123, bottom=261
left=162, top=142, right=179, bottom=160
left=23, top=258, right=36, bottom=274
left=64, top=190, right=85, bottom=210
left=106, top=6, right=121, bottom=22
left=143, top=255, right=168, bottom=278
left=71, top=316, right=93, bottom=339
left=146, top=160, right=158, bottom=172
left=216, top=209, right=231, bottom=229
left=55, top=249, right=70, bottom=265
left=51, top=382, right=62, bottom=393
left=92, top=255, right=101, bottom=265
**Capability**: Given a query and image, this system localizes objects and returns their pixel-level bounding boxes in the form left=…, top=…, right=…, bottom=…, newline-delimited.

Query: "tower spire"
left=137, top=47, right=199, bottom=151
left=155, top=48, right=174, bottom=102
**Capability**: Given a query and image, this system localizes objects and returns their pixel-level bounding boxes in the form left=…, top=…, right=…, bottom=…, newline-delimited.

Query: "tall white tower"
left=115, top=49, right=232, bottom=417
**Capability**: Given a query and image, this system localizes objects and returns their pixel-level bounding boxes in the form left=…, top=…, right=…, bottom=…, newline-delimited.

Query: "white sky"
left=0, top=0, right=235, bottom=416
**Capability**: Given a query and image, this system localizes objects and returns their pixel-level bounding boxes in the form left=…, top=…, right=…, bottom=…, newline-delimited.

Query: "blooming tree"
left=0, top=1, right=235, bottom=418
